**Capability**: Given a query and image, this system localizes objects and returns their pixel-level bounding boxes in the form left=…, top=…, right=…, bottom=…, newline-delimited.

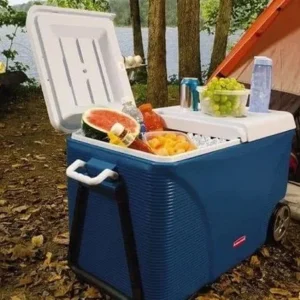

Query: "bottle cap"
left=121, top=97, right=134, bottom=105
left=254, top=56, right=273, bottom=66
left=110, top=123, right=135, bottom=146
left=110, top=123, right=125, bottom=136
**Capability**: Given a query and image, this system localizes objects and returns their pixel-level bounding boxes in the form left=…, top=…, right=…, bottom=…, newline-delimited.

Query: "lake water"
left=0, top=26, right=242, bottom=81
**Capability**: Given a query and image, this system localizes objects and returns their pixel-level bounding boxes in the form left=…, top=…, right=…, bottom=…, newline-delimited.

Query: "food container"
left=201, top=88, right=250, bottom=117
left=143, top=131, right=197, bottom=156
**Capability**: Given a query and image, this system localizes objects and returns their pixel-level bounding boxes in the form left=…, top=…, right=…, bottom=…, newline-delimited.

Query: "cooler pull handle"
left=66, top=159, right=118, bottom=186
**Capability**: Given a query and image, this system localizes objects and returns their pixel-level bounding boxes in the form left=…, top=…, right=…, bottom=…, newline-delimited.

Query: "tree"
left=208, top=0, right=233, bottom=77
left=147, top=0, right=168, bottom=107
left=130, top=0, right=145, bottom=60
left=177, top=0, right=202, bottom=84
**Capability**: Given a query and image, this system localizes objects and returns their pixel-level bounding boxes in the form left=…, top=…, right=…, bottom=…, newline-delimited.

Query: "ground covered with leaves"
left=0, top=89, right=300, bottom=300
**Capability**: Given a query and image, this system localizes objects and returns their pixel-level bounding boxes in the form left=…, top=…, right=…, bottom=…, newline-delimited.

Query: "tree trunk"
left=177, top=0, right=202, bottom=84
left=130, top=0, right=145, bottom=60
left=147, top=0, right=168, bottom=107
left=208, top=0, right=233, bottom=78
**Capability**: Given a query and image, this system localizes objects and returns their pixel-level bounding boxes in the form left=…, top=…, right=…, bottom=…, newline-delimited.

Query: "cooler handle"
left=66, top=159, right=119, bottom=186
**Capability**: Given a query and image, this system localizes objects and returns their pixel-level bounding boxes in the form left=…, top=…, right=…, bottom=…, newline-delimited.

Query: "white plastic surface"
left=66, top=159, right=118, bottom=185
left=26, top=6, right=134, bottom=133
left=156, top=106, right=296, bottom=142
left=71, top=130, right=241, bottom=163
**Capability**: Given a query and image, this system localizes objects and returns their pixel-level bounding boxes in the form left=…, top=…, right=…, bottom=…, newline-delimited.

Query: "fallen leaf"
left=260, top=247, right=270, bottom=257
left=295, top=257, right=300, bottom=267
left=13, top=205, right=28, bottom=213
left=0, top=123, right=5, bottom=128
left=270, top=288, right=292, bottom=296
left=11, top=164, right=23, bottom=169
left=29, top=207, right=41, bottom=213
left=296, top=272, right=300, bottom=281
left=244, top=267, right=254, bottom=278
left=35, top=155, right=46, bottom=160
left=43, top=252, right=52, bottom=268
left=231, top=271, right=242, bottom=283
left=11, top=244, right=34, bottom=259
left=31, top=235, right=44, bottom=248
left=57, top=184, right=67, bottom=190
left=54, top=283, right=72, bottom=297
left=0, top=199, right=7, bottom=206
left=20, top=214, right=31, bottom=221
left=53, top=232, right=69, bottom=245
left=250, top=255, right=260, bottom=267
left=17, top=275, right=33, bottom=287
left=223, top=287, right=239, bottom=296
left=11, top=296, right=26, bottom=300
left=53, top=260, right=69, bottom=275
left=48, top=272, right=61, bottom=282
left=84, top=286, right=101, bottom=298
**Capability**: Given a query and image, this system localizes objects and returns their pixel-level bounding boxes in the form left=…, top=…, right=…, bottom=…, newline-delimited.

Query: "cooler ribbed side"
left=119, top=164, right=211, bottom=300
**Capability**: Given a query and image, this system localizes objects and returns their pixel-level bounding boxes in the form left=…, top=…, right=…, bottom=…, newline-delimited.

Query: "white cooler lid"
left=157, top=106, right=296, bottom=142
left=26, top=5, right=134, bottom=133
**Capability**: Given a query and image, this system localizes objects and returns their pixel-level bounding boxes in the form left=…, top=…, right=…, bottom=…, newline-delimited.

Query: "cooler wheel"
left=267, top=203, right=291, bottom=243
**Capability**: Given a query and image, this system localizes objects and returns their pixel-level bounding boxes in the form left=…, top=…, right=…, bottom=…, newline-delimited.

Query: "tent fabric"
left=209, top=0, right=300, bottom=98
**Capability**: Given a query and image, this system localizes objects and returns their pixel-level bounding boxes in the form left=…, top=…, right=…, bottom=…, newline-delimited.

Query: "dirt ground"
left=0, top=90, right=300, bottom=300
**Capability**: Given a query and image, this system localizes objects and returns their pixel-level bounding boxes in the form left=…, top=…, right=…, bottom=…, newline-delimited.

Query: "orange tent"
left=209, top=0, right=300, bottom=115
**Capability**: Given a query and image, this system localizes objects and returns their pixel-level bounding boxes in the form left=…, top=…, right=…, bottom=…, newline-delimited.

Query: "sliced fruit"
left=82, top=107, right=140, bottom=141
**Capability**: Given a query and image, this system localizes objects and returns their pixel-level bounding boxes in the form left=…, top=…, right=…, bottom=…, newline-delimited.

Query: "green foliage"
left=48, top=0, right=110, bottom=11
left=201, top=0, right=269, bottom=34
left=132, top=84, right=179, bottom=107
left=231, top=0, right=269, bottom=32
left=110, top=0, right=178, bottom=27
left=0, top=0, right=30, bottom=75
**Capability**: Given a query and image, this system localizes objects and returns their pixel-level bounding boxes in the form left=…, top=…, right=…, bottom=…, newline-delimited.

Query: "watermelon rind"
left=81, top=107, right=140, bottom=141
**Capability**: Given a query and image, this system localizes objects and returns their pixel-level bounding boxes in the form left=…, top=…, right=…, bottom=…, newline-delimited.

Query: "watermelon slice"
left=82, top=107, right=140, bottom=141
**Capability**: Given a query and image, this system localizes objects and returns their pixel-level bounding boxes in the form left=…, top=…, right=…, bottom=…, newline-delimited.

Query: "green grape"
left=220, top=81, right=226, bottom=88
left=211, top=77, right=218, bottom=84
left=226, top=105, right=233, bottom=114
left=240, top=83, right=245, bottom=90
left=224, top=78, right=230, bottom=85
left=226, top=101, right=232, bottom=108
left=207, top=91, right=214, bottom=99
left=227, top=83, right=235, bottom=90
left=213, top=104, right=220, bottom=111
left=213, top=95, right=221, bottom=103
left=220, top=95, right=228, bottom=103
left=215, top=84, right=222, bottom=91
left=214, top=111, right=221, bottom=117
left=230, top=78, right=238, bottom=84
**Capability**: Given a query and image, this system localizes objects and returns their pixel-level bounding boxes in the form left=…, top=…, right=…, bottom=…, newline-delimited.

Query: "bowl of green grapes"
left=200, top=77, right=250, bottom=117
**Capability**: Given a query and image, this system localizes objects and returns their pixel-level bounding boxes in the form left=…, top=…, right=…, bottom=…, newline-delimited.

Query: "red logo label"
left=233, top=236, right=246, bottom=248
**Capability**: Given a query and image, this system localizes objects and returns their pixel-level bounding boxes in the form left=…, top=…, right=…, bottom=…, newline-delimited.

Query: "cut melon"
left=82, top=107, right=140, bottom=141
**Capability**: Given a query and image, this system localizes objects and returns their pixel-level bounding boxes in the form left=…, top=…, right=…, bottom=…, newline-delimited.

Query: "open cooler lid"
left=26, top=5, right=134, bottom=133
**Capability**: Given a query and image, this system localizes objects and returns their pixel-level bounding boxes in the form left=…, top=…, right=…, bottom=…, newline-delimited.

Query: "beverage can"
left=180, top=78, right=200, bottom=111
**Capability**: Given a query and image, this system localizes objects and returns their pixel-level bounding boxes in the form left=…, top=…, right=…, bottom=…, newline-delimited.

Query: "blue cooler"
left=27, top=6, right=296, bottom=300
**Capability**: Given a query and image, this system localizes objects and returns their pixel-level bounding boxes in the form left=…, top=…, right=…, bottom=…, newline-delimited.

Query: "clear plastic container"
left=249, top=56, right=272, bottom=113
left=143, top=131, right=197, bottom=156
left=201, top=89, right=250, bottom=117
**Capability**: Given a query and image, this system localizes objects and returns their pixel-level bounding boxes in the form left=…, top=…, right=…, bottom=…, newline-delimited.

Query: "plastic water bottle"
left=121, top=99, right=146, bottom=135
left=249, top=56, right=272, bottom=113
